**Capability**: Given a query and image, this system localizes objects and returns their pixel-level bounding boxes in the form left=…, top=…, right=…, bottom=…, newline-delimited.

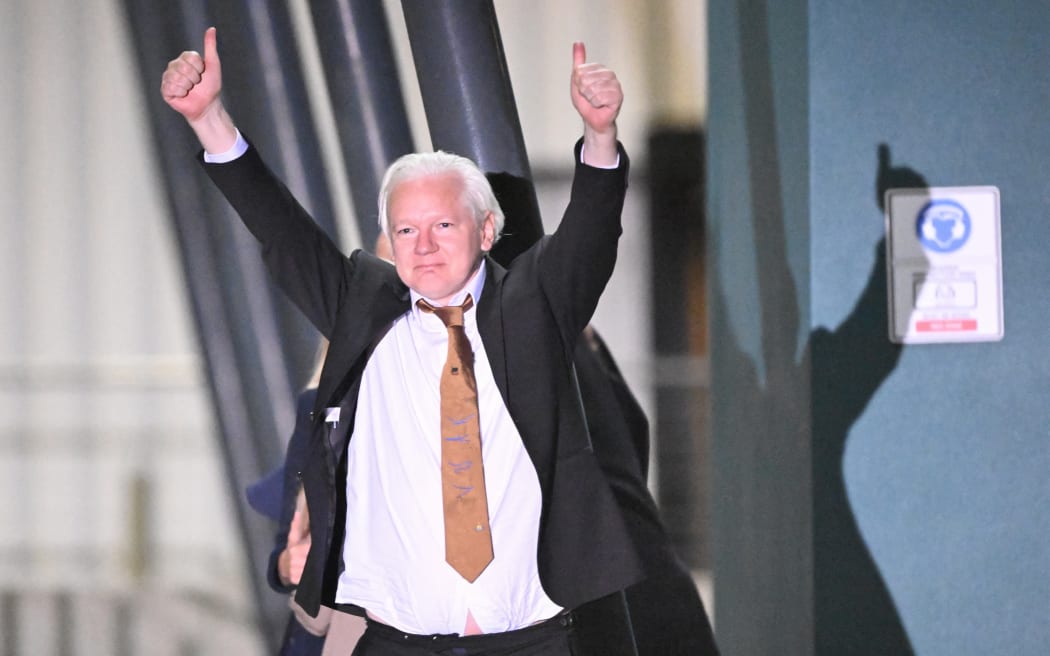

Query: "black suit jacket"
left=573, top=332, right=719, bottom=655
left=265, top=388, right=318, bottom=595
left=203, top=140, right=644, bottom=617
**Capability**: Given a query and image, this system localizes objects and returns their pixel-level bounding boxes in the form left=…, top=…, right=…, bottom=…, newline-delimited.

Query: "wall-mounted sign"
left=884, top=186, right=1003, bottom=344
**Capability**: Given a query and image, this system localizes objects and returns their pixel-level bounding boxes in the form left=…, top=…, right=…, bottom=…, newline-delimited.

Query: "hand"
left=570, top=42, right=622, bottom=165
left=161, top=27, right=222, bottom=120
left=278, top=508, right=312, bottom=586
left=160, top=27, right=236, bottom=153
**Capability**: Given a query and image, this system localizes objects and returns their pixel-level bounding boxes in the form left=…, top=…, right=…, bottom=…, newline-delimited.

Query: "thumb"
left=203, top=26, right=220, bottom=71
left=573, top=41, right=586, bottom=68
left=289, top=508, right=304, bottom=540
left=877, top=143, right=890, bottom=172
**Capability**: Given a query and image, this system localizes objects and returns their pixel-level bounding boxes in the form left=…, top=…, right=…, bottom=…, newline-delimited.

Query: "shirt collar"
left=410, top=259, right=487, bottom=318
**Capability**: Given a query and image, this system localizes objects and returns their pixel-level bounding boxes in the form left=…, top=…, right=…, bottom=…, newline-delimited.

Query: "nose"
left=414, top=228, right=436, bottom=255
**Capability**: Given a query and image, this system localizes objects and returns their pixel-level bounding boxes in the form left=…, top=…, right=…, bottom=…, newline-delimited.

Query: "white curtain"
left=0, top=0, right=259, bottom=653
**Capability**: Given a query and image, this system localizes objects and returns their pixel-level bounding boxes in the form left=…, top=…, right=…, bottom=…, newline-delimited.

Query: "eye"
left=437, top=222, right=453, bottom=229
left=395, top=226, right=414, bottom=236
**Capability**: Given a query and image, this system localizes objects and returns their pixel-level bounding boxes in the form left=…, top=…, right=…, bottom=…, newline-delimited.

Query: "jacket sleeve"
left=199, top=141, right=355, bottom=339
left=535, top=139, right=630, bottom=347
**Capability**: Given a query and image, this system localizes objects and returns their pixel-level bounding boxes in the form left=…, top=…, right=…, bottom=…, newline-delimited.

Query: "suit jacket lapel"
left=477, top=257, right=509, bottom=403
left=313, top=266, right=410, bottom=426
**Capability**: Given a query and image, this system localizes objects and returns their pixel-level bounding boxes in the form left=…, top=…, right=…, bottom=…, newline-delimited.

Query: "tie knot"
left=417, top=295, right=474, bottom=328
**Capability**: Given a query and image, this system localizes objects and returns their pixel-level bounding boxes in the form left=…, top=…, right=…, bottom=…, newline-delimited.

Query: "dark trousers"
left=349, top=613, right=578, bottom=656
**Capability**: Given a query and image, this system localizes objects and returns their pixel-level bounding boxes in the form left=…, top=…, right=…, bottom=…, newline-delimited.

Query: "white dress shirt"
left=333, top=263, right=562, bottom=635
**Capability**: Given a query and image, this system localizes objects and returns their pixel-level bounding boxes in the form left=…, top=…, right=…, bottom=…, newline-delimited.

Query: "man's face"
left=388, top=172, right=495, bottom=305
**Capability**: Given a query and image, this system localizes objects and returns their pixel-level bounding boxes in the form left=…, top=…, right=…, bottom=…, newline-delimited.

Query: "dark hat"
left=245, top=465, right=285, bottom=522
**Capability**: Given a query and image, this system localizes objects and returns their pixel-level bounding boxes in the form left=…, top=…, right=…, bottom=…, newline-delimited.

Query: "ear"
left=480, top=212, right=496, bottom=252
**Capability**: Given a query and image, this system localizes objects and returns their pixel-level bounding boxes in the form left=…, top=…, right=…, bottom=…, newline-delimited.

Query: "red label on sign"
left=916, top=319, right=978, bottom=332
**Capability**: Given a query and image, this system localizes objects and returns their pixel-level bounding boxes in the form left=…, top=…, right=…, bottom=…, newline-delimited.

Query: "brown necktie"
left=417, top=295, right=493, bottom=582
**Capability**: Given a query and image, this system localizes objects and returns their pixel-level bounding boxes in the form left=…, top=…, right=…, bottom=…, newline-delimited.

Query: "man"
left=163, top=27, right=641, bottom=655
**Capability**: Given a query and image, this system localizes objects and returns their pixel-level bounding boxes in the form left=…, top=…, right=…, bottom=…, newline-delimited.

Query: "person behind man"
left=483, top=133, right=719, bottom=655
left=162, top=27, right=638, bottom=654
left=245, top=383, right=329, bottom=656
left=256, top=340, right=367, bottom=656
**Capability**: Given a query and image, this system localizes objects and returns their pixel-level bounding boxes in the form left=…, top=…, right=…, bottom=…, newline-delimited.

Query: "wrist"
left=189, top=103, right=237, bottom=155
left=582, top=124, right=619, bottom=167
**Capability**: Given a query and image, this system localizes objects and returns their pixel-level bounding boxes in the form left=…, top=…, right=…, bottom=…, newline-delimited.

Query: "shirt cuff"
left=579, top=143, right=620, bottom=169
left=203, top=129, right=249, bottom=163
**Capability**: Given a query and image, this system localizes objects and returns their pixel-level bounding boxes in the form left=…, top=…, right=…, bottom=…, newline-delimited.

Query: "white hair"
left=377, top=151, right=505, bottom=246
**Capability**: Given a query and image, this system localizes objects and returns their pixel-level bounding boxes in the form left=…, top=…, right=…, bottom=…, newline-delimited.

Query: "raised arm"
left=570, top=42, right=623, bottom=167
left=160, top=27, right=238, bottom=154
left=532, top=44, right=628, bottom=344
left=158, top=28, right=375, bottom=338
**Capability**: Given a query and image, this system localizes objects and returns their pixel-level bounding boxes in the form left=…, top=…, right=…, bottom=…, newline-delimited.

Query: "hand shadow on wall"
left=712, top=143, right=926, bottom=656
left=806, top=146, right=927, bottom=655
left=718, top=140, right=929, bottom=656
left=727, top=6, right=928, bottom=653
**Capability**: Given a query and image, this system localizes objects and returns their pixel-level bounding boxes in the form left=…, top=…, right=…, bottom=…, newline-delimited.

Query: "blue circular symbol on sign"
left=916, top=199, right=971, bottom=253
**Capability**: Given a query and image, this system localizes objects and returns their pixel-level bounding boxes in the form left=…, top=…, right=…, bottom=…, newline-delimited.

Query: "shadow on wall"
left=806, top=147, right=927, bottom=655
left=713, top=139, right=928, bottom=654
left=714, top=3, right=930, bottom=653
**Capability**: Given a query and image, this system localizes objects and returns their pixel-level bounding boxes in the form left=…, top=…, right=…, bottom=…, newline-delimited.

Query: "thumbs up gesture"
left=160, top=27, right=237, bottom=153
left=570, top=42, right=622, bottom=166
left=161, top=27, right=223, bottom=120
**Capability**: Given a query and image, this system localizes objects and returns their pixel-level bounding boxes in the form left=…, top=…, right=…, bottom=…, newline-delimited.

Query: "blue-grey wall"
left=709, top=2, right=1050, bottom=654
